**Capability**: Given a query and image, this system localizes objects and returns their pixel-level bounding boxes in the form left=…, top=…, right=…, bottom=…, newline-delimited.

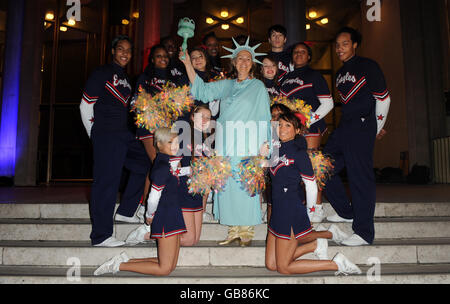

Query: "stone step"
left=1, top=238, right=450, bottom=267
left=1, top=263, right=449, bottom=284
left=1, top=201, right=449, bottom=219
left=0, top=217, right=449, bottom=241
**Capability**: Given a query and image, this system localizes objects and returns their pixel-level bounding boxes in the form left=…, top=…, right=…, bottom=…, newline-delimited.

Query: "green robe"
left=190, top=74, right=271, bottom=226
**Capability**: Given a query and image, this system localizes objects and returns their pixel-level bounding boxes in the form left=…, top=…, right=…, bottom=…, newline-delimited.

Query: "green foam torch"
left=177, top=17, right=195, bottom=60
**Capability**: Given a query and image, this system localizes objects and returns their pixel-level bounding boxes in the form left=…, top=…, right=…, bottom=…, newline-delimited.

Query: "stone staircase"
left=0, top=198, right=450, bottom=284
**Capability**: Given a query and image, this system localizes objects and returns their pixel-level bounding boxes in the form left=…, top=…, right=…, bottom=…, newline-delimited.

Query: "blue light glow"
left=0, top=0, right=24, bottom=177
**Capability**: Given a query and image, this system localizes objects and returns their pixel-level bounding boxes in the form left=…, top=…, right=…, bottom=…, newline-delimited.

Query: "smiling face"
left=335, top=32, right=357, bottom=62
left=190, top=50, right=207, bottom=72
left=192, top=107, right=212, bottom=132
left=262, top=58, right=278, bottom=80
left=292, top=44, right=310, bottom=68
left=158, top=135, right=179, bottom=156
left=233, top=50, right=253, bottom=79
left=163, top=38, right=177, bottom=59
left=205, top=36, right=219, bottom=58
left=278, top=118, right=300, bottom=142
left=152, top=48, right=169, bottom=69
left=112, top=40, right=132, bottom=68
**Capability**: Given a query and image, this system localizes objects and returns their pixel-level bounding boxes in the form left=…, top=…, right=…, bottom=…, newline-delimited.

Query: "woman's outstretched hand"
left=179, top=47, right=197, bottom=85
left=178, top=48, right=191, bottom=66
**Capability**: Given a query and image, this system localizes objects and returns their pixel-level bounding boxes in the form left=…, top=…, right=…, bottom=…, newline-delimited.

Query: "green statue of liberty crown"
left=221, top=36, right=267, bottom=65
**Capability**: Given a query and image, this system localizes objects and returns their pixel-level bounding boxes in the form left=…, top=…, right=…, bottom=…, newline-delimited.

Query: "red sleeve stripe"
left=317, top=94, right=333, bottom=99
left=373, top=90, right=390, bottom=101
left=152, top=184, right=165, bottom=192
left=82, top=92, right=98, bottom=104
left=301, top=174, right=316, bottom=181
left=169, top=156, right=183, bottom=162
left=138, top=135, right=154, bottom=140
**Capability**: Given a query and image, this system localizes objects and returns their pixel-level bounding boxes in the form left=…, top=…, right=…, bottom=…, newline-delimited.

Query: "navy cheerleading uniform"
left=80, top=62, right=150, bottom=246
left=177, top=128, right=213, bottom=213
left=149, top=153, right=187, bottom=239
left=268, top=139, right=316, bottom=240
left=268, top=50, right=292, bottom=81
left=263, top=77, right=281, bottom=99
left=133, top=68, right=175, bottom=142
left=280, top=65, right=333, bottom=138
left=324, top=55, right=391, bottom=244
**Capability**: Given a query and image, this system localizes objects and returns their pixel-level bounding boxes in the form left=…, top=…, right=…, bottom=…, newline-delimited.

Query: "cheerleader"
left=261, top=55, right=281, bottom=98
left=94, top=127, right=186, bottom=276
left=189, top=47, right=221, bottom=121
left=80, top=35, right=150, bottom=246
left=177, top=104, right=213, bottom=246
left=280, top=42, right=334, bottom=222
left=323, top=27, right=391, bottom=246
left=265, top=112, right=360, bottom=275
left=202, top=32, right=223, bottom=73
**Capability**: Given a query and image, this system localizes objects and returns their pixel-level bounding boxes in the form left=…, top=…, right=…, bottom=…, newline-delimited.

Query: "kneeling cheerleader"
left=265, top=112, right=361, bottom=275
left=94, top=127, right=186, bottom=276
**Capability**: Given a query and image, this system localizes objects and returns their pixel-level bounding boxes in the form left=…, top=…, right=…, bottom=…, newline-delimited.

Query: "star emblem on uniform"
left=314, top=114, right=320, bottom=121
left=377, top=115, right=384, bottom=121
left=175, top=169, right=181, bottom=176
left=309, top=206, right=316, bottom=213
left=89, top=117, right=95, bottom=123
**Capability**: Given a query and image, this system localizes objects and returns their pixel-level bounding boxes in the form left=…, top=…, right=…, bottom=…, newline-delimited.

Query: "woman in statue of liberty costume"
left=179, top=37, right=271, bottom=246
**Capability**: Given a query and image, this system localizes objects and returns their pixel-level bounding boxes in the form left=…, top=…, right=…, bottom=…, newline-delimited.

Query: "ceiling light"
left=132, top=12, right=140, bottom=19
left=236, top=17, right=244, bottom=24
left=60, top=26, right=68, bottom=32
left=306, top=24, right=311, bottom=30
left=67, top=19, right=76, bottom=26
left=220, top=9, right=229, bottom=18
left=320, top=18, right=329, bottom=24
left=122, top=19, right=130, bottom=25
left=206, top=17, right=214, bottom=24
left=308, top=11, right=317, bottom=19
left=45, top=12, right=54, bottom=21
left=221, top=24, right=229, bottom=30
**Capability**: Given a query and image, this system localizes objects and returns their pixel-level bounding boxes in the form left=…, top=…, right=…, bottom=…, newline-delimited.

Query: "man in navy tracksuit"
left=324, top=27, right=391, bottom=246
left=80, top=36, right=150, bottom=247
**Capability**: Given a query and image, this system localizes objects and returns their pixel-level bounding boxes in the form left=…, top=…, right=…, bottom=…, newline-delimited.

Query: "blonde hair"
left=153, top=127, right=177, bottom=152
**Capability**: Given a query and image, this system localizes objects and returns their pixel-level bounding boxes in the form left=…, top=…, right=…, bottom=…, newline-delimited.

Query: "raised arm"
left=179, top=49, right=197, bottom=85
left=179, top=49, right=230, bottom=102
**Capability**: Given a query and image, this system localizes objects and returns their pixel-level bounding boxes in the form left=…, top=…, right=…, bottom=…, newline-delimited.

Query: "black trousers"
left=89, top=128, right=150, bottom=245
left=324, top=115, right=377, bottom=244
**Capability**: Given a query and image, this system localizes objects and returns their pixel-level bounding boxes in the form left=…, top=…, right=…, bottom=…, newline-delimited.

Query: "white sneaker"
left=328, top=224, right=349, bottom=245
left=314, top=238, right=328, bottom=260
left=125, top=224, right=151, bottom=245
left=135, top=204, right=145, bottom=224
left=315, top=224, right=327, bottom=232
left=341, top=233, right=369, bottom=246
left=203, top=212, right=214, bottom=223
left=115, top=213, right=141, bottom=223
left=310, top=205, right=326, bottom=223
left=94, top=236, right=125, bottom=247
left=94, top=252, right=129, bottom=276
left=332, top=253, right=362, bottom=276
left=326, top=213, right=353, bottom=223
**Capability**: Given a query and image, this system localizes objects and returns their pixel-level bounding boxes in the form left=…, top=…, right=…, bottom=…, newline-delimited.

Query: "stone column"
left=14, top=1, right=45, bottom=185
